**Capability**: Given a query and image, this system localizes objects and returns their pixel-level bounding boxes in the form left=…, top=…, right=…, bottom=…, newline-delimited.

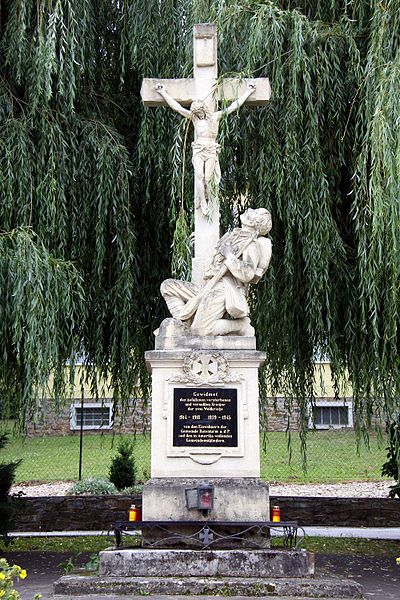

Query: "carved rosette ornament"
left=168, top=351, right=242, bottom=385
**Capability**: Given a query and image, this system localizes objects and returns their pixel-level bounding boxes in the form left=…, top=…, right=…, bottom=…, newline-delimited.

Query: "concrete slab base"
left=53, top=574, right=363, bottom=598
left=99, top=548, right=314, bottom=578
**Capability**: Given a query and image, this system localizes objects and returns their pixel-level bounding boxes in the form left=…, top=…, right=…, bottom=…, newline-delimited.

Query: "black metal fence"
left=4, top=428, right=387, bottom=486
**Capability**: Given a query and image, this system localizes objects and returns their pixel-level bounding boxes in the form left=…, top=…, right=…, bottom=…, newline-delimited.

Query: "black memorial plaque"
left=173, top=387, right=238, bottom=447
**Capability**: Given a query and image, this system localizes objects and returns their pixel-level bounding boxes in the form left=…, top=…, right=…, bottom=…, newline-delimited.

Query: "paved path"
left=3, top=551, right=399, bottom=600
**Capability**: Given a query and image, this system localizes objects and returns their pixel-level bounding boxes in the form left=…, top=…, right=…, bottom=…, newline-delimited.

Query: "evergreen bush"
left=382, top=417, right=400, bottom=499
left=0, top=433, right=21, bottom=541
left=109, top=440, right=137, bottom=491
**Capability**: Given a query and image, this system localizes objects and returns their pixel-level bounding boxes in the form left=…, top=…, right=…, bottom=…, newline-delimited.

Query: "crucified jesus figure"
left=155, top=82, right=256, bottom=216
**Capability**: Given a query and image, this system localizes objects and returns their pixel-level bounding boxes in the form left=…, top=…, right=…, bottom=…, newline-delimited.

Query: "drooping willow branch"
left=0, top=0, right=397, bottom=468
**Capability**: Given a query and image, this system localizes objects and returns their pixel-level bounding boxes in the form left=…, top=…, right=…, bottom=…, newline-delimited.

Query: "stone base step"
left=53, top=575, right=363, bottom=598
left=99, top=548, right=314, bottom=578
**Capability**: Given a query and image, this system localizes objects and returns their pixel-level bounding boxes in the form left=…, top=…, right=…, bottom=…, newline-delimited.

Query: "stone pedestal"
left=144, top=329, right=267, bottom=528
left=145, top=343, right=265, bottom=478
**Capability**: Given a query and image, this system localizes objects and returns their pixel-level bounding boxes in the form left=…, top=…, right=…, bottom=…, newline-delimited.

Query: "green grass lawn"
left=2, top=433, right=152, bottom=483
left=2, top=429, right=387, bottom=484
left=1, top=535, right=399, bottom=557
left=260, top=429, right=387, bottom=483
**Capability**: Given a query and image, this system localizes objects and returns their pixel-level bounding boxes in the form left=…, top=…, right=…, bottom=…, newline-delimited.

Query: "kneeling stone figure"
left=160, top=208, right=272, bottom=337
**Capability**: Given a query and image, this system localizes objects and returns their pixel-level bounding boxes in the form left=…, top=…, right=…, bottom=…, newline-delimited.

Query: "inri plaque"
left=173, top=387, right=238, bottom=447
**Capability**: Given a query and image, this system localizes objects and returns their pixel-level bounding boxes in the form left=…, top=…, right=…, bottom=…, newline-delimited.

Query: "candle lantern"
left=128, top=504, right=141, bottom=522
left=197, top=483, right=214, bottom=511
left=185, top=483, right=214, bottom=514
left=271, top=505, right=281, bottom=522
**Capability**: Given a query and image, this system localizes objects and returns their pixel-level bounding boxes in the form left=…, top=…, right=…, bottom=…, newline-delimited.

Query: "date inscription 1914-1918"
left=173, top=387, right=238, bottom=447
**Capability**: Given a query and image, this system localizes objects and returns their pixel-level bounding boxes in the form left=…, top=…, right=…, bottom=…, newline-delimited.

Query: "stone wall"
left=26, top=399, right=151, bottom=437
left=261, top=397, right=359, bottom=432
left=9, top=494, right=400, bottom=532
left=274, top=495, right=400, bottom=527
left=10, top=495, right=138, bottom=532
left=261, top=398, right=301, bottom=432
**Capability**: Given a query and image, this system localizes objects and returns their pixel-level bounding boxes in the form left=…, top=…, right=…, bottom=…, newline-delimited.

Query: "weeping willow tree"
left=0, top=0, right=399, bottom=466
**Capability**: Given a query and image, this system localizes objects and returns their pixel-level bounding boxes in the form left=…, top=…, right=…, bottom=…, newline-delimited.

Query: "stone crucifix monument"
left=55, top=22, right=362, bottom=600
left=141, top=23, right=274, bottom=528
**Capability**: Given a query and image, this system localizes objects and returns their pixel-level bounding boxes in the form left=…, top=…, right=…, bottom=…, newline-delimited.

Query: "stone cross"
left=192, top=354, right=218, bottom=380
left=199, top=526, right=214, bottom=546
left=141, top=23, right=271, bottom=285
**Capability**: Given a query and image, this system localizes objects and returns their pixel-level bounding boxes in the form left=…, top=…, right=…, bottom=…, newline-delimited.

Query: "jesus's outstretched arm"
left=216, top=82, right=256, bottom=117
left=154, top=83, right=191, bottom=118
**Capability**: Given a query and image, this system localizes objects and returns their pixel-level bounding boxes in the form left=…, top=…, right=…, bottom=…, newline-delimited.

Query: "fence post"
left=78, top=373, right=85, bottom=480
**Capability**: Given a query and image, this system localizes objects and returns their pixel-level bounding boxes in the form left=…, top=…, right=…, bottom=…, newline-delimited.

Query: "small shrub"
left=119, top=483, right=144, bottom=496
left=84, top=553, right=100, bottom=572
left=58, top=554, right=80, bottom=574
left=109, top=440, right=137, bottom=491
left=70, top=477, right=117, bottom=496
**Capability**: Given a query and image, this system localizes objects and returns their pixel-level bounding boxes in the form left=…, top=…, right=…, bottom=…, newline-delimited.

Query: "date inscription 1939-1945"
left=173, top=387, right=238, bottom=448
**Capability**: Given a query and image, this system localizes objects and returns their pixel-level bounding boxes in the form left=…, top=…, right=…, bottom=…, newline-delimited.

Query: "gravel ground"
left=270, top=480, right=393, bottom=497
left=11, top=479, right=394, bottom=498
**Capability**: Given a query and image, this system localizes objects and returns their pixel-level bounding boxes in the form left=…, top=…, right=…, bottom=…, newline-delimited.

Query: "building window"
left=309, top=400, right=353, bottom=429
left=70, top=402, right=113, bottom=430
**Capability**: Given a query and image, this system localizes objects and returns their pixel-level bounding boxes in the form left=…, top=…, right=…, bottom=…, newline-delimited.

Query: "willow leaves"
left=0, top=1, right=398, bottom=449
